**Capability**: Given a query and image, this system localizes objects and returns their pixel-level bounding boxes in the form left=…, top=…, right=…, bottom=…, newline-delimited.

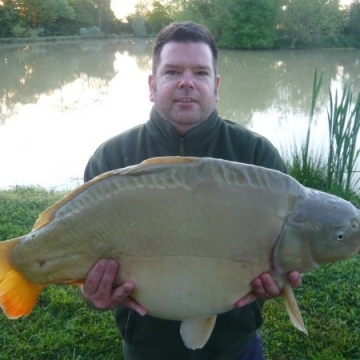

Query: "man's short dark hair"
left=152, top=22, right=218, bottom=74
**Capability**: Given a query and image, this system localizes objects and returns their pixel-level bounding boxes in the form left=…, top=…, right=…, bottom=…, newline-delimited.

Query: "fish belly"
left=118, top=254, right=267, bottom=319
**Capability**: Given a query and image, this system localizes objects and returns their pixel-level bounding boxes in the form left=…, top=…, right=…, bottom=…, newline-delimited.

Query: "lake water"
left=1, top=39, right=359, bottom=190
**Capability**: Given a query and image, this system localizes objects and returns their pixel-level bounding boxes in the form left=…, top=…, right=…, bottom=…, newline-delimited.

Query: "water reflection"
left=0, top=39, right=359, bottom=189
left=217, top=49, right=360, bottom=125
left=0, top=39, right=153, bottom=124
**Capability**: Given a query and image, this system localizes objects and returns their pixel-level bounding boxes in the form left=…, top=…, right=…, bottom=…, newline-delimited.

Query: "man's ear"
left=215, top=75, right=221, bottom=102
left=148, top=74, right=155, bottom=102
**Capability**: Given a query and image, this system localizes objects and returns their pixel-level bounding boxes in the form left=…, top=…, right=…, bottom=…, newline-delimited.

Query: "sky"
left=111, top=0, right=138, bottom=20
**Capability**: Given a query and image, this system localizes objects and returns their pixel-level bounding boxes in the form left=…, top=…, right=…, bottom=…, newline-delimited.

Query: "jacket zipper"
left=179, top=139, right=185, bottom=156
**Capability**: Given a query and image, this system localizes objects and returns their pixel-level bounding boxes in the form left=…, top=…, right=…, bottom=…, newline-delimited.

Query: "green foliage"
left=327, top=86, right=360, bottom=194
left=11, top=23, right=28, bottom=37
left=0, top=187, right=63, bottom=240
left=144, top=0, right=172, bottom=34
left=0, top=0, right=358, bottom=48
left=169, top=0, right=214, bottom=24
left=169, top=0, right=281, bottom=49
left=285, top=70, right=360, bottom=204
left=92, top=0, right=116, bottom=33
left=278, top=0, right=344, bottom=48
left=0, top=0, right=126, bottom=38
left=0, top=0, right=20, bottom=37
left=69, top=0, right=98, bottom=29
left=79, top=26, right=101, bottom=37
left=214, top=0, right=281, bottom=49
left=166, top=0, right=355, bottom=49
left=131, top=12, right=148, bottom=37
left=344, top=0, right=360, bottom=46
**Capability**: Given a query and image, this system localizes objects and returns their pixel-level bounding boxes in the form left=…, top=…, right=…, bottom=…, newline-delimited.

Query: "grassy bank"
left=0, top=186, right=359, bottom=359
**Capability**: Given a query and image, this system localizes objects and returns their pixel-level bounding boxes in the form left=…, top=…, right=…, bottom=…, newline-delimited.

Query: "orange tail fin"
left=0, top=238, right=45, bottom=319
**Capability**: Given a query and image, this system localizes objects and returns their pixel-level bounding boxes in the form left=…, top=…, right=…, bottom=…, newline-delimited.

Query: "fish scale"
left=0, top=156, right=359, bottom=350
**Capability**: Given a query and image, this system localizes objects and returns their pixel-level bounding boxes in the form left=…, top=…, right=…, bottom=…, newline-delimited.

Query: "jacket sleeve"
left=83, top=134, right=128, bottom=182
left=84, top=155, right=107, bottom=182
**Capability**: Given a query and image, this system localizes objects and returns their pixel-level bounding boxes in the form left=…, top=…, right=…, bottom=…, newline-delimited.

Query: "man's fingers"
left=235, top=292, right=257, bottom=308
left=95, top=260, right=119, bottom=295
left=113, top=283, right=148, bottom=316
left=81, top=259, right=148, bottom=313
left=235, top=271, right=303, bottom=308
left=121, top=297, right=148, bottom=316
left=254, top=273, right=282, bottom=297
left=235, top=274, right=277, bottom=308
left=287, top=270, right=302, bottom=288
left=83, top=259, right=118, bottom=296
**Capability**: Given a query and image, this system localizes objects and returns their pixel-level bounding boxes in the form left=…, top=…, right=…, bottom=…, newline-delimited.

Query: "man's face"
left=149, top=41, right=220, bottom=136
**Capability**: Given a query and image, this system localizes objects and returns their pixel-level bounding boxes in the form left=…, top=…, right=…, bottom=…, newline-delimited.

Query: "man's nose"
left=178, top=74, right=195, bottom=89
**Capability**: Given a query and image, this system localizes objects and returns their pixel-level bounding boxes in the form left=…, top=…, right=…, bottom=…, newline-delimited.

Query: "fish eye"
left=337, top=232, right=345, bottom=241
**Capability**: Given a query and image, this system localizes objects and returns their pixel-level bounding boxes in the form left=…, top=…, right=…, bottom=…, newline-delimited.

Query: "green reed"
left=286, top=69, right=360, bottom=203
left=327, top=84, right=360, bottom=194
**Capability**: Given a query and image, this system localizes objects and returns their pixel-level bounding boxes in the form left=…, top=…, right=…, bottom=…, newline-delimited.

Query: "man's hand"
left=235, top=271, right=302, bottom=308
left=80, top=259, right=147, bottom=316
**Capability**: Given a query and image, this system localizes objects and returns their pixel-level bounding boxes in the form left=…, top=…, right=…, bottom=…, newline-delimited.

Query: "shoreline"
left=0, top=35, right=357, bottom=51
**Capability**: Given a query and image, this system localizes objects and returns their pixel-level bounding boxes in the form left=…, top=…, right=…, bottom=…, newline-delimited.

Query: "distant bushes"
left=79, top=27, right=101, bottom=37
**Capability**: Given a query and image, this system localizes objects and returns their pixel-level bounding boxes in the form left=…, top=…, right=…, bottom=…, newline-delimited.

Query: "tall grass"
left=327, top=85, right=360, bottom=194
left=286, top=69, right=360, bottom=204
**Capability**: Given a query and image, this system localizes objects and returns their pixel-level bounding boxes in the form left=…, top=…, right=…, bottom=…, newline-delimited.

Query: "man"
left=82, top=22, right=301, bottom=360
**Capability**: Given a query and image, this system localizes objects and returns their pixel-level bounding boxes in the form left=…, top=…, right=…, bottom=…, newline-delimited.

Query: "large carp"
left=0, top=156, right=359, bottom=349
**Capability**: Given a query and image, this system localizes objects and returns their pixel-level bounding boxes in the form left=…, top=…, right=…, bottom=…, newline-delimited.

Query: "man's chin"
left=172, top=110, right=203, bottom=125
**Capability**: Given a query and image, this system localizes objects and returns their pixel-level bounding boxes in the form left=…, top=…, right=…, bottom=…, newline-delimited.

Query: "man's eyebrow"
left=162, top=63, right=179, bottom=68
left=162, top=63, right=212, bottom=70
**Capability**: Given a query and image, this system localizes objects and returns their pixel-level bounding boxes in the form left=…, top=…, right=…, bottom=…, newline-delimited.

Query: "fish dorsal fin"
left=33, top=171, right=118, bottom=230
left=180, top=316, right=217, bottom=350
left=283, top=283, right=308, bottom=335
left=122, top=156, right=198, bottom=177
left=140, top=156, right=197, bottom=166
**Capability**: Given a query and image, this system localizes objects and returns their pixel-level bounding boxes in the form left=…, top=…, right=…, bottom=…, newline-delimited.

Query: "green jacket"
left=84, top=108, right=287, bottom=360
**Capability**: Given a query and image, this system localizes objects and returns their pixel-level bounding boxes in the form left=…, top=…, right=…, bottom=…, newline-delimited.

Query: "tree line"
left=0, top=0, right=359, bottom=49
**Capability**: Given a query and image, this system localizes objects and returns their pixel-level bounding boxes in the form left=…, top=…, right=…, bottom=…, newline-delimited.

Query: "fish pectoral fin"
left=283, top=283, right=308, bottom=335
left=0, top=238, right=45, bottom=319
left=180, top=316, right=217, bottom=350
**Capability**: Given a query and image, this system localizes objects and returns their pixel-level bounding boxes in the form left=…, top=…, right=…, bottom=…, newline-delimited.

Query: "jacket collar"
left=146, top=107, right=221, bottom=154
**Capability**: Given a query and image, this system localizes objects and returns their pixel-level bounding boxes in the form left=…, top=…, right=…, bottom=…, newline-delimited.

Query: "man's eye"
left=197, top=71, right=209, bottom=76
left=165, top=70, right=179, bottom=75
